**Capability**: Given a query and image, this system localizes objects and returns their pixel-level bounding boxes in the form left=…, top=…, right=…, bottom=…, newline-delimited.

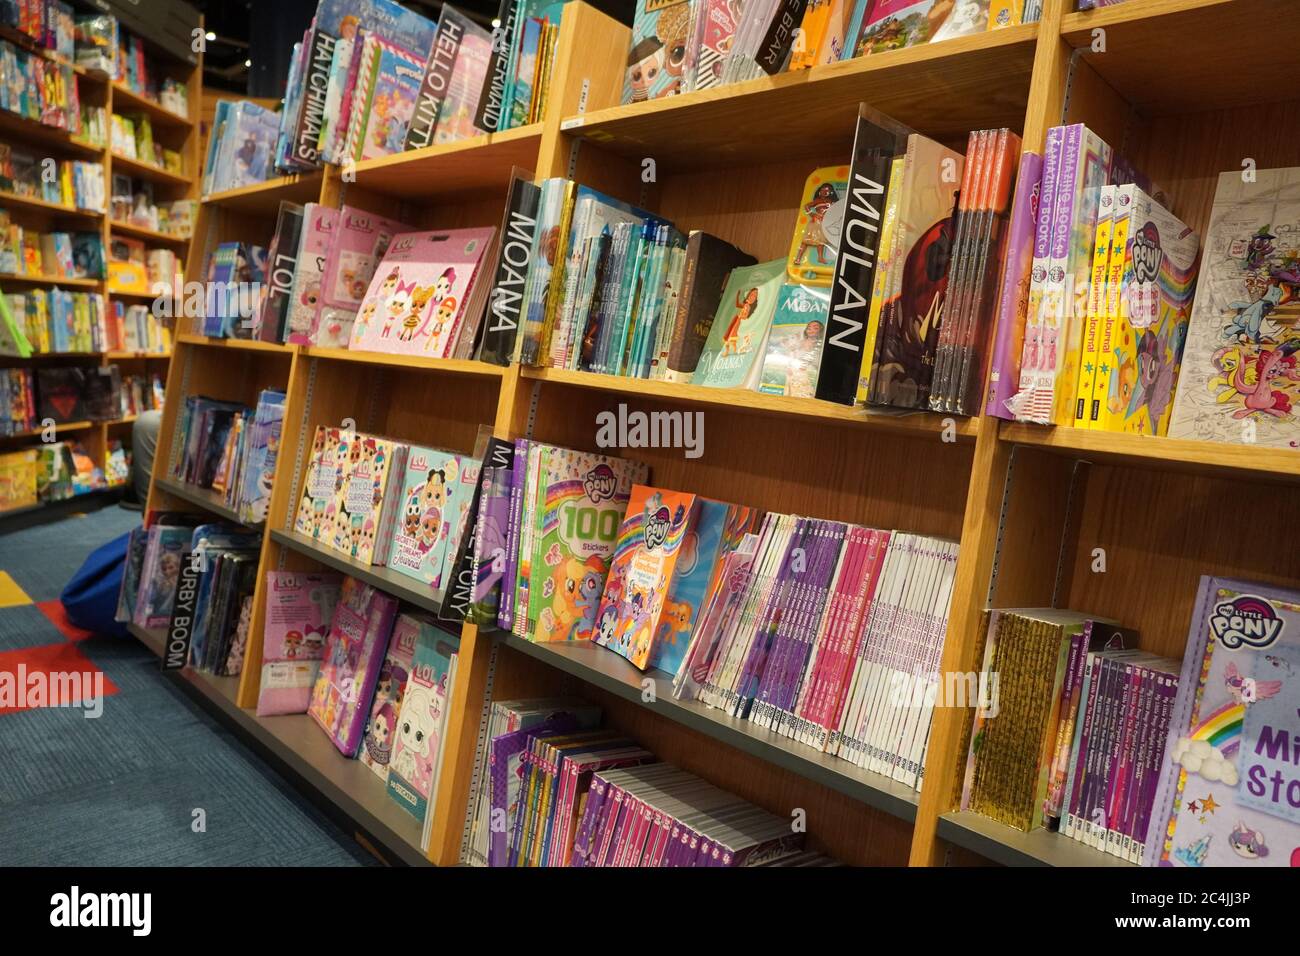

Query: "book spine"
left=406, top=17, right=465, bottom=152
left=474, top=0, right=517, bottom=131
left=1073, top=184, right=1114, bottom=426
left=497, top=439, right=528, bottom=631
left=1093, top=183, right=1135, bottom=432
left=291, top=27, right=337, bottom=169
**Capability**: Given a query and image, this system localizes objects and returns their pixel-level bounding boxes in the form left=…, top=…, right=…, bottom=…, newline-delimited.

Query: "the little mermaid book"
left=1144, top=576, right=1300, bottom=867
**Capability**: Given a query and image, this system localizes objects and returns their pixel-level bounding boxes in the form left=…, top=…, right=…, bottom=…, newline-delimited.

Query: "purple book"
left=985, top=151, right=1043, bottom=418
left=735, top=518, right=803, bottom=716
left=1132, top=672, right=1177, bottom=858
left=780, top=522, right=842, bottom=718
left=470, top=465, right=510, bottom=626
left=762, top=519, right=830, bottom=726
left=497, top=439, right=529, bottom=631
left=488, top=713, right=580, bottom=866
left=570, top=773, right=608, bottom=867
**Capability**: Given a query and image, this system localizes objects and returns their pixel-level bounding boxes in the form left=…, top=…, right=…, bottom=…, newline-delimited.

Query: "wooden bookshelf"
left=131, top=0, right=1300, bottom=869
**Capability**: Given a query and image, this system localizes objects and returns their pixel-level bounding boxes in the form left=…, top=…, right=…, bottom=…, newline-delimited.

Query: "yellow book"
left=1093, top=184, right=1135, bottom=431
left=1072, top=185, right=1115, bottom=428
left=987, top=0, right=1022, bottom=29
left=854, top=155, right=905, bottom=405
left=790, top=0, right=831, bottom=71
left=535, top=180, right=577, bottom=362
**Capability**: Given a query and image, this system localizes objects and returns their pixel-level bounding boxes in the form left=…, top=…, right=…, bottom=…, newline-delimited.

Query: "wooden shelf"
left=110, top=219, right=191, bottom=246
left=0, top=108, right=104, bottom=158
left=999, top=421, right=1300, bottom=482
left=126, top=623, right=429, bottom=866
left=1061, top=0, right=1297, bottom=115
left=111, top=83, right=194, bottom=128
left=563, top=23, right=1039, bottom=169
left=155, top=475, right=260, bottom=529
left=302, top=346, right=506, bottom=379
left=105, top=349, right=171, bottom=360
left=0, top=272, right=101, bottom=288
left=176, top=332, right=294, bottom=354
left=110, top=153, right=191, bottom=189
left=0, top=419, right=95, bottom=440
left=937, top=812, right=1136, bottom=868
left=202, top=173, right=325, bottom=214
left=0, top=484, right=122, bottom=521
left=497, top=633, right=921, bottom=822
left=271, top=528, right=446, bottom=616
left=0, top=190, right=103, bottom=222
left=351, top=125, right=544, bottom=201
left=523, top=366, right=980, bottom=439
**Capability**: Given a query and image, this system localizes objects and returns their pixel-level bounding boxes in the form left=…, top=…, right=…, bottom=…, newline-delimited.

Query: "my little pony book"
left=387, top=623, right=461, bottom=821
left=307, top=577, right=399, bottom=756
left=1145, top=576, right=1300, bottom=867
left=348, top=227, right=497, bottom=359
left=256, top=571, right=342, bottom=717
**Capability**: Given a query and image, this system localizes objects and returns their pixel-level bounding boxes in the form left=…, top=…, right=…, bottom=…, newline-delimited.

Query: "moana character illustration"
left=793, top=182, right=840, bottom=269
left=721, top=287, right=759, bottom=357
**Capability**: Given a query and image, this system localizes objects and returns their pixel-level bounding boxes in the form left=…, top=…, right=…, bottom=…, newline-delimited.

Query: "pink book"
left=256, top=571, right=343, bottom=717
left=286, top=204, right=339, bottom=345
left=348, top=227, right=497, bottom=358
left=309, top=205, right=414, bottom=349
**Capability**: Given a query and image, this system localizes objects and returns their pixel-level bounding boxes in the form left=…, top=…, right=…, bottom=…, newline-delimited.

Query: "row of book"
left=1, top=0, right=76, bottom=61
left=0, top=147, right=105, bottom=212
left=0, top=216, right=104, bottom=279
left=111, top=113, right=182, bottom=175
left=275, top=0, right=596, bottom=175
left=117, top=370, right=163, bottom=419
left=960, top=575, right=1300, bottom=869
left=110, top=175, right=194, bottom=238
left=114, top=28, right=188, bottom=117
left=0, top=437, right=115, bottom=512
left=171, top=389, right=285, bottom=526
left=7, top=288, right=109, bottom=354
left=202, top=100, right=277, bottom=196
left=0, top=31, right=81, bottom=132
left=106, top=235, right=181, bottom=295
left=1, top=363, right=125, bottom=425
left=107, top=300, right=171, bottom=355
left=622, top=0, right=1041, bottom=105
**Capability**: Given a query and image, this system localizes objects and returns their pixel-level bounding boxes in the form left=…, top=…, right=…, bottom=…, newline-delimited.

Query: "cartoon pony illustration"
left=1226, top=341, right=1300, bottom=419
left=1228, top=822, right=1270, bottom=860
left=655, top=599, right=693, bottom=653
left=1224, top=661, right=1283, bottom=705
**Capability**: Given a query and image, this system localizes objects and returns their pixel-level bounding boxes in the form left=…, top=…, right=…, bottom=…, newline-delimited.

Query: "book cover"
left=256, top=202, right=305, bottom=343
left=285, top=204, right=338, bottom=345
left=311, top=205, right=413, bottom=348
left=434, top=14, right=492, bottom=144
left=478, top=172, right=540, bottom=365
left=693, top=257, right=786, bottom=389
left=787, top=165, right=849, bottom=287
left=360, top=612, right=422, bottom=779
left=356, top=36, right=425, bottom=161
left=758, top=282, right=831, bottom=397
left=693, top=0, right=741, bottom=88
left=1167, top=167, right=1300, bottom=449
left=326, top=434, right=404, bottom=565
left=387, top=623, right=461, bottom=821
left=385, top=446, right=474, bottom=597
left=406, top=8, right=470, bottom=151
left=663, top=230, right=756, bottom=381
left=623, top=0, right=698, bottom=103
left=256, top=571, right=342, bottom=716
left=1146, top=577, right=1300, bottom=867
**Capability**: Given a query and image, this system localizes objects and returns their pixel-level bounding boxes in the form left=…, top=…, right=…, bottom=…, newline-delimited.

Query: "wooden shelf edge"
left=301, top=346, right=505, bottom=378
left=496, top=632, right=922, bottom=822
left=937, top=811, right=1136, bottom=867
left=175, top=332, right=295, bottom=354
left=155, top=475, right=262, bottom=529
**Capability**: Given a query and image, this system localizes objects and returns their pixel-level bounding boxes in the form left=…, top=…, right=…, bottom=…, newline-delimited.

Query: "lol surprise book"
left=294, top=426, right=343, bottom=539
left=326, top=434, right=407, bottom=566
left=1144, top=576, right=1300, bottom=868
left=348, top=227, right=497, bottom=359
left=309, top=205, right=413, bottom=349
left=360, top=612, right=422, bottom=780
left=387, top=622, right=461, bottom=821
left=692, top=258, right=786, bottom=389
left=285, top=204, right=337, bottom=346
left=307, top=577, right=399, bottom=756
left=256, top=571, right=342, bottom=717
left=622, top=0, right=700, bottom=104
left=386, top=446, right=476, bottom=598
left=525, top=446, right=649, bottom=643
left=1167, top=167, right=1300, bottom=449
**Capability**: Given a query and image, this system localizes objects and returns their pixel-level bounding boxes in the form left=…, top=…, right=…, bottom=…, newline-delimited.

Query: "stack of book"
left=8, top=288, right=109, bottom=353
left=171, top=389, right=286, bottom=524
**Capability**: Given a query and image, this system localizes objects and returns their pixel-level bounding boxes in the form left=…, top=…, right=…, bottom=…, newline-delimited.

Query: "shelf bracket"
left=458, top=638, right=500, bottom=866
left=282, top=357, right=317, bottom=533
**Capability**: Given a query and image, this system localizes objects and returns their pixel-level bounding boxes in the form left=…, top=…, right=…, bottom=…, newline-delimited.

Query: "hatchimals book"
left=348, top=227, right=497, bottom=358
left=386, top=447, right=476, bottom=597
left=307, top=577, right=399, bottom=757
left=360, top=612, right=422, bottom=780
left=1167, top=167, right=1300, bottom=450
left=692, top=258, right=786, bottom=389
left=285, top=204, right=338, bottom=345
left=256, top=571, right=342, bottom=717
left=525, top=447, right=650, bottom=642
left=309, top=206, right=413, bottom=348
left=1145, top=576, right=1300, bottom=867
left=387, top=622, right=461, bottom=821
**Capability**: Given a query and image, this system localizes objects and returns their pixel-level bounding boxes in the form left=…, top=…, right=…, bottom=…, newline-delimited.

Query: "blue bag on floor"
left=60, top=530, right=131, bottom=639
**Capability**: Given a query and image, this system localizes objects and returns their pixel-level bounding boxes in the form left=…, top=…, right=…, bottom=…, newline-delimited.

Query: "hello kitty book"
left=347, top=227, right=496, bottom=359
left=307, top=577, right=399, bottom=756
left=1144, top=575, right=1300, bottom=867
left=387, top=622, right=462, bottom=821
left=309, top=205, right=414, bottom=349
left=256, top=571, right=343, bottom=717
left=359, top=612, right=422, bottom=780
left=285, top=204, right=338, bottom=345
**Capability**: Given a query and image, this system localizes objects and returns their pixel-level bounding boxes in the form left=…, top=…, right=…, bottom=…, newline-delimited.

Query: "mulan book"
left=816, top=105, right=911, bottom=404
left=307, top=576, right=399, bottom=757
left=693, top=258, right=786, bottom=389
left=478, top=171, right=540, bottom=366
left=1145, top=577, right=1300, bottom=868
left=867, top=132, right=964, bottom=410
left=525, top=446, right=649, bottom=643
left=1167, top=166, right=1300, bottom=449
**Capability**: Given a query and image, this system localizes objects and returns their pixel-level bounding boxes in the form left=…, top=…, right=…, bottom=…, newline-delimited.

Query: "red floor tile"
left=0, top=642, right=120, bottom=715
left=36, top=600, right=97, bottom=642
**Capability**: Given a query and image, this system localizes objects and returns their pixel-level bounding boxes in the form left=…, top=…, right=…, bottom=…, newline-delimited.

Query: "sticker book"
left=256, top=571, right=343, bottom=717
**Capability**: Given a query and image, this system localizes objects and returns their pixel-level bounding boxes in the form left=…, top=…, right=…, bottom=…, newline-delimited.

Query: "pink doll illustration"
left=365, top=702, right=397, bottom=767
left=392, top=685, right=436, bottom=788
left=283, top=630, right=304, bottom=659
left=398, top=285, right=435, bottom=342
left=378, top=267, right=400, bottom=300
left=355, top=299, right=378, bottom=338
left=381, top=286, right=410, bottom=338
left=1224, top=661, right=1283, bottom=705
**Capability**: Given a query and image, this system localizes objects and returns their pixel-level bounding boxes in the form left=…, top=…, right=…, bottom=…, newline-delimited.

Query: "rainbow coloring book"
left=1145, top=576, right=1300, bottom=867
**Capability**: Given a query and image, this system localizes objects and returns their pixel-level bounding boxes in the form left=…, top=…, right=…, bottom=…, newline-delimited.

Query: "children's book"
left=360, top=612, right=422, bottom=779
left=1167, top=167, right=1300, bottom=449
left=387, top=623, right=461, bottom=821
left=307, top=577, right=399, bottom=756
left=348, top=227, right=497, bottom=358
left=1145, top=577, right=1300, bottom=867
left=623, top=0, right=700, bottom=103
left=787, top=165, right=849, bottom=286
left=469, top=464, right=512, bottom=627
left=383, top=444, right=474, bottom=589
left=133, top=519, right=199, bottom=630
left=326, top=434, right=406, bottom=565
left=663, top=231, right=757, bottom=381
left=693, top=258, right=786, bottom=389
left=294, top=426, right=343, bottom=539
left=693, top=0, right=742, bottom=88
left=256, top=571, right=343, bottom=716
left=525, top=446, right=650, bottom=642
left=434, top=14, right=493, bottom=145
left=354, top=36, right=425, bottom=162
left=758, top=283, right=831, bottom=397
left=286, top=204, right=338, bottom=345
left=310, top=206, right=413, bottom=348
